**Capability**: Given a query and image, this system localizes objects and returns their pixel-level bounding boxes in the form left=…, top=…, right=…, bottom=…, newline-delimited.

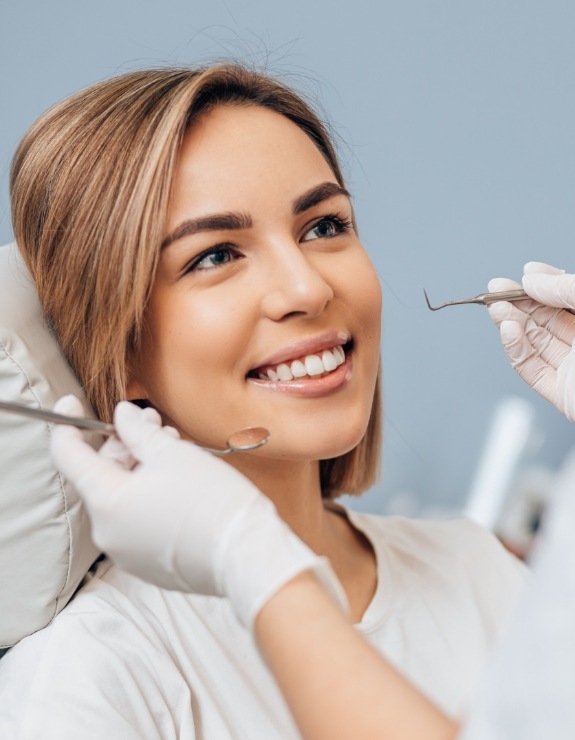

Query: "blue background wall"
left=2, top=1, right=575, bottom=514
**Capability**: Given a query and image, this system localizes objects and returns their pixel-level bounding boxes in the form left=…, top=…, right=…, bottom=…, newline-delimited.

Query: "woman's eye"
left=302, top=216, right=352, bottom=242
left=187, top=246, right=237, bottom=272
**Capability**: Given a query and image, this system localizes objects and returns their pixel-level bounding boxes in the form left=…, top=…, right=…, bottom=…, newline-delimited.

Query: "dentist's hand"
left=50, top=396, right=346, bottom=628
left=488, top=262, right=575, bottom=421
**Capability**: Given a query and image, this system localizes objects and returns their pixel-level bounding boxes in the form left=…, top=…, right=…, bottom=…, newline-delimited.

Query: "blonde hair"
left=10, top=64, right=381, bottom=497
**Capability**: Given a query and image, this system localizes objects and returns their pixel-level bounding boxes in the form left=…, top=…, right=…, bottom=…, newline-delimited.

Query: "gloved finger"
left=54, top=395, right=136, bottom=472
left=51, top=419, right=129, bottom=506
left=488, top=277, right=523, bottom=293
left=523, top=261, right=565, bottom=276
left=135, top=406, right=180, bottom=438
left=527, top=304, right=575, bottom=345
left=523, top=317, right=572, bottom=369
left=103, top=405, right=168, bottom=463
left=487, top=273, right=539, bottom=332
left=488, top=280, right=575, bottom=344
left=51, top=395, right=133, bottom=499
left=487, top=300, right=549, bottom=335
left=556, top=341, right=575, bottom=423
left=141, top=406, right=163, bottom=426
left=488, top=277, right=537, bottom=314
left=112, top=401, right=188, bottom=461
left=488, top=300, right=530, bottom=328
left=488, top=275, right=539, bottom=308
left=522, top=271, right=575, bottom=311
left=489, top=302, right=571, bottom=368
left=499, top=320, right=557, bottom=405
left=53, top=393, right=87, bottom=418
left=99, top=435, right=137, bottom=470
left=163, top=425, right=181, bottom=439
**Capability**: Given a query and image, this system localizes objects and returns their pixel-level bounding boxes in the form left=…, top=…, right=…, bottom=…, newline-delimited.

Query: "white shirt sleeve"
left=460, top=457, right=575, bottom=740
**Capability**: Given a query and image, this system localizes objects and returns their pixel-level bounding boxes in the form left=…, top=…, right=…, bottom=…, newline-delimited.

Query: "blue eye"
left=187, top=246, right=238, bottom=272
left=302, top=215, right=353, bottom=242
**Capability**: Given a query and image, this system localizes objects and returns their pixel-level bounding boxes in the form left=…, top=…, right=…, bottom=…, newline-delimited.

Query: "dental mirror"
left=0, top=399, right=270, bottom=455
left=202, top=427, right=270, bottom=455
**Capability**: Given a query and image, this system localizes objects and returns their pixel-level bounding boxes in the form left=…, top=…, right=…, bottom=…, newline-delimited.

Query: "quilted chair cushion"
left=0, top=242, right=99, bottom=648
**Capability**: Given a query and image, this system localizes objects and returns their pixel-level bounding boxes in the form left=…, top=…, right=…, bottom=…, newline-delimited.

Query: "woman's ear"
left=126, top=376, right=148, bottom=403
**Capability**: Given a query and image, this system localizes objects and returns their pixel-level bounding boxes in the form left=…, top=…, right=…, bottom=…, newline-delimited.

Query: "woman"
left=0, top=64, right=525, bottom=739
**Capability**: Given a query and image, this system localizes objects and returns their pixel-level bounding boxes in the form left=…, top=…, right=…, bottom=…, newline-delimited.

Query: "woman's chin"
left=258, top=427, right=368, bottom=462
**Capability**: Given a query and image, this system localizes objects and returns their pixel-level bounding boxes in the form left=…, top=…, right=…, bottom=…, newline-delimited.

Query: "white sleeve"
left=460, top=459, right=575, bottom=740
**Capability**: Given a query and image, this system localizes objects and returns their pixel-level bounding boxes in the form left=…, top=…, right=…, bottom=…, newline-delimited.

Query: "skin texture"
left=128, top=104, right=382, bottom=621
left=254, top=572, right=460, bottom=740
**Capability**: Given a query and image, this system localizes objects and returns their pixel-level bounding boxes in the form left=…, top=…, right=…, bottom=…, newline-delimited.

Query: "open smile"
left=247, top=338, right=354, bottom=397
left=250, top=343, right=348, bottom=381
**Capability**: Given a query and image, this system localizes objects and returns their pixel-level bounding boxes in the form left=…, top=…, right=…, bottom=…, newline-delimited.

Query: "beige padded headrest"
left=0, top=243, right=99, bottom=648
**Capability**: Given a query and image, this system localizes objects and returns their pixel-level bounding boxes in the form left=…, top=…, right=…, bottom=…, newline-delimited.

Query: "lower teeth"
left=258, top=367, right=338, bottom=382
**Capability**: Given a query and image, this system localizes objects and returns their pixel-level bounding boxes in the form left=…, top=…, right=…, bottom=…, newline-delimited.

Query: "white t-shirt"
left=0, top=510, right=527, bottom=739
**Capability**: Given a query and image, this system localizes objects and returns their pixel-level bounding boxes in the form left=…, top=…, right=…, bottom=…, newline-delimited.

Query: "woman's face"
left=129, top=104, right=381, bottom=462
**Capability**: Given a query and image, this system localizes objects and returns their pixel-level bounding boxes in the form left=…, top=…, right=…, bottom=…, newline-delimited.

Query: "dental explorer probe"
left=424, top=288, right=529, bottom=311
left=0, top=399, right=270, bottom=455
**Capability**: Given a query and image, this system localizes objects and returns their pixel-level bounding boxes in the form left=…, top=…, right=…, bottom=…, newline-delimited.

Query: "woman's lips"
left=247, top=348, right=353, bottom=398
left=250, top=331, right=351, bottom=371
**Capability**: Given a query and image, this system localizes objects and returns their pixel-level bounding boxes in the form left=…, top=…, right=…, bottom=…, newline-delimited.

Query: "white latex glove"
left=487, top=262, right=575, bottom=422
left=50, top=395, right=347, bottom=628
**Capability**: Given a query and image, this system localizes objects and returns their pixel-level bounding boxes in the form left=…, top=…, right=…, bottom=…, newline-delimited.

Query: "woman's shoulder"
left=349, top=508, right=522, bottom=560
left=346, top=508, right=528, bottom=600
left=347, top=508, right=528, bottom=657
left=0, top=562, right=190, bottom=738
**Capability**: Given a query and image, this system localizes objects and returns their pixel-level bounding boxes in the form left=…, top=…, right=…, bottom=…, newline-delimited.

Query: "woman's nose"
left=260, top=244, right=334, bottom=321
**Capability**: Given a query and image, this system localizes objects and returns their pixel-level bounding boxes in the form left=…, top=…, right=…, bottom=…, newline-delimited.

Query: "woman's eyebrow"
left=161, top=182, right=350, bottom=249
left=161, top=212, right=252, bottom=250
left=292, top=182, right=351, bottom=214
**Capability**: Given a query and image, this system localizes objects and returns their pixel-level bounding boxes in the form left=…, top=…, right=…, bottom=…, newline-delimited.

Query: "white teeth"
left=322, top=349, right=338, bottom=372
left=276, top=363, right=294, bottom=381
left=256, top=344, right=348, bottom=382
left=304, top=354, right=324, bottom=376
left=290, top=360, right=307, bottom=378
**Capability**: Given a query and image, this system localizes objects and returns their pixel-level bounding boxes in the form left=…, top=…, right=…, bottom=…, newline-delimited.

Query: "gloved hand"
left=487, top=262, right=575, bottom=422
left=50, top=396, right=347, bottom=628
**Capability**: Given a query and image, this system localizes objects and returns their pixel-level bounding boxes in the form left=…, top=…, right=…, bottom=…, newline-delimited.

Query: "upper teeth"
left=259, top=345, right=346, bottom=381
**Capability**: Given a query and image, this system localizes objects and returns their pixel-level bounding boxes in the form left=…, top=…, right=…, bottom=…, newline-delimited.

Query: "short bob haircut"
left=10, top=64, right=381, bottom=498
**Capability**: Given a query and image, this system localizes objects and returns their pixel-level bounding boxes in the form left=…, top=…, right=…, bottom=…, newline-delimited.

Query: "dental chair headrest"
left=0, top=242, right=99, bottom=648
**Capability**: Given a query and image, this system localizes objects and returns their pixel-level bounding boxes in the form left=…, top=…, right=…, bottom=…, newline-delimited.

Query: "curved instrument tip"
left=423, top=289, right=442, bottom=311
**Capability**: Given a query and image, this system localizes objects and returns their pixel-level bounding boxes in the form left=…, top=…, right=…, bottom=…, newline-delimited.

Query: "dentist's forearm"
left=254, top=572, right=460, bottom=740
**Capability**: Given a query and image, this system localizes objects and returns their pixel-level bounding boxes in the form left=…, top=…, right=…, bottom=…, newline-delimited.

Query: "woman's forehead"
left=167, top=105, right=338, bottom=221
left=178, top=105, right=334, bottom=181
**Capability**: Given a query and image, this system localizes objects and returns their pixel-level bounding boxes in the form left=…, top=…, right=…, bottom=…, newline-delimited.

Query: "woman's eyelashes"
left=182, top=214, right=353, bottom=275
left=184, top=244, right=242, bottom=273
left=301, top=214, right=354, bottom=242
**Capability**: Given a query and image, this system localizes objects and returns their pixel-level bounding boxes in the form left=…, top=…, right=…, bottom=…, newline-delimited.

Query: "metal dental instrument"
left=202, top=427, right=270, bottom=455
left=424, top=288, right=529, bottom=311
left=0, top=399, right=116, bottom=434
left=0, top=399, right=270, bottom=455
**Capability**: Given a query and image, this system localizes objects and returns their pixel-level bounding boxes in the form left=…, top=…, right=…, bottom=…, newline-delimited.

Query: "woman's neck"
left=227, top=455, right=326, bottom=547
left=226, top=454, right=377, bottom=622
